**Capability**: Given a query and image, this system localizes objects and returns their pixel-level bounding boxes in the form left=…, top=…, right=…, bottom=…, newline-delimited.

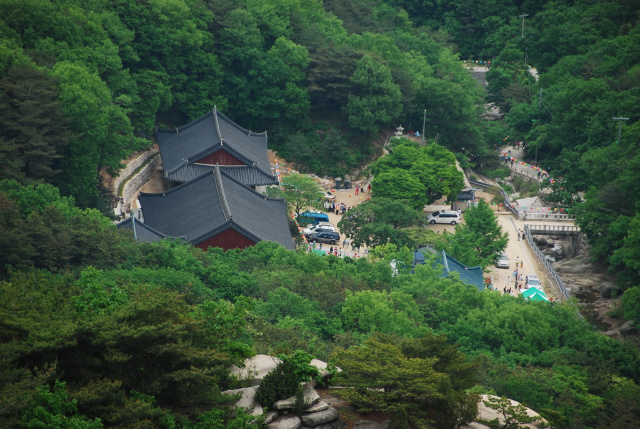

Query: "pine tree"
left=0, top=66, right=75, bottom=184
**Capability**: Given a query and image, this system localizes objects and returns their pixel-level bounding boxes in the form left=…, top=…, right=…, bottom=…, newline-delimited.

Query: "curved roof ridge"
left=156, top=110, right=214, bottom=134
left=139, top=171, right=210, bottom=198
left=442, top=250, right=484, bottom=271
left=441, top=250, right=450, bottom=274
left=117, top=217, right=184, bottom=241
left=216, top=167, right=285, bottom=202
left=212, top=106, right=223, bottom=142
left=214, top=165, right=231, bottom=221
left=215, top=108, right=267, bottom=137
left=164, top=158, right=189, bottom=176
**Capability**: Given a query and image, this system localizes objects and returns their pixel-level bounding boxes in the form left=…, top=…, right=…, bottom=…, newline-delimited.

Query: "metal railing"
left=525, top=213, right=574, bottom=221
left=524, top=225, right=570, bottom=301
left=468, top=179, right=521, bottom=217
left=526, top=224, right=580, bottom=234
left=468, top=178, right=492, bottom=189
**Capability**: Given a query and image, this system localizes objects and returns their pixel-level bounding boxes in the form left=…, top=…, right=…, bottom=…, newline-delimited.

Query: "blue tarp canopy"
left=522, top=287, right=549, bottom=301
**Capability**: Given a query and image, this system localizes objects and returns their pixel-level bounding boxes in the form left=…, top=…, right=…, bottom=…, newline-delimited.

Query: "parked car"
left=297, top=211, right=330, bottom=224
left=304, top=221, right=334, bottom=230
left=525, top=275, right=542, bottom=289
left=303, top=225, right=336, bottom=235
left=495, top=253, right=510, bottom=269
left=307, top=231, right=341, bottom=244
left=427, top=210, right=461, bottom=225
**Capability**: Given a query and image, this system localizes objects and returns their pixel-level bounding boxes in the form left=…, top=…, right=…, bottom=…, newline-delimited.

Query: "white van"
left=427, top=210, right=461, bottom=225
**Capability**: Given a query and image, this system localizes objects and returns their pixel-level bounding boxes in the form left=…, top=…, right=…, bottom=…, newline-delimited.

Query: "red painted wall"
left=197, top=150, right=245, bottom=166
left=196, top=228, right=256, bottom=251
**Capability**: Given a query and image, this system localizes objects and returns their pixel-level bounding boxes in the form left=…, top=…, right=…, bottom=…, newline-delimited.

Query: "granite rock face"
left=228, top=356, right=340, bottom=428
left=266, top=415, right=302, bottom=429
left=301, top=407, right=339, bottom=427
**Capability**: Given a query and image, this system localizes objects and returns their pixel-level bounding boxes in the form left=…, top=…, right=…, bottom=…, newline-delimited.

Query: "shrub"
left=254, top=351, right=320, bottom=410
left=485, top=168, right=510, bottom=179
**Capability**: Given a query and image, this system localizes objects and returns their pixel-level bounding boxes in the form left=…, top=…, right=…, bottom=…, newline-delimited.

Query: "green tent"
left=522, top=287, right=549, bottom=301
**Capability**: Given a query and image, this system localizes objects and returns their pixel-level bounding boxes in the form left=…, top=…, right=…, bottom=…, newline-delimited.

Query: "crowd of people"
left=310, top=182, right=373, bottom=258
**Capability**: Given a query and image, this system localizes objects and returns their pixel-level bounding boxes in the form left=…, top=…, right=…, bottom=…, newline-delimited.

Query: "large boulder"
left=599, top=281, right=616, bottom=298
left=620, top=320, right=638, bottom=336
left=267, top=415, right=302, bottom=429
left=302, top=419, right=346, bottom=429
left=310, top=359, right=340, bottom=380
left=301, top=408, right=339, bottom=427
left=533, top=237, right=548, bottom=247
left=603, top=328, right=624, bottom=341
left=230, top=355, right=281, bottom=386
left=461, top=423, right=491, bottom=429
left=274, top=383, right=320, bottom=410
left=264, top=411, right=278, bottom=424
left=221, top=386, right=262, bottom=416
left=306, top=401, right=330, bottom=412
left=478, top=395, right=546, bottom=429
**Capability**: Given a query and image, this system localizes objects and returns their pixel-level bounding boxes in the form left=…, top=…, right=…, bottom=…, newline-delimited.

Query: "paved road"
left=488, top=146, right=571, bottom=299
left=425, top=144, right=571, bottom=299
left=499, top=145, right=553, bottom=185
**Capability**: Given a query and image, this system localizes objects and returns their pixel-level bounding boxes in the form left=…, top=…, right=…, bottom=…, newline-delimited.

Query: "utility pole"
left=539, top=89, right=543, bottom=107
left=519, top=14, right=528, bottom=38
left=612, top=117, right=629, bottom=144
left=421, top=109, right=426, bottom=145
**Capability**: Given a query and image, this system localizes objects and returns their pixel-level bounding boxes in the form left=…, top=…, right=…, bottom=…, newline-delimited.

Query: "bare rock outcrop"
left=224, top=355, right=340, bottom=429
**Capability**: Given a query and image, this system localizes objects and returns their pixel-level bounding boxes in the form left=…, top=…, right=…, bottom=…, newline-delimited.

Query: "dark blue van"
left=297, top=211, right=330, bottom=225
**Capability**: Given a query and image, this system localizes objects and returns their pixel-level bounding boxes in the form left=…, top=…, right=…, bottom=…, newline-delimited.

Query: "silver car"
left=525, top=275, right=542, bottom=289
left=495, top=253, right=509, bottom=269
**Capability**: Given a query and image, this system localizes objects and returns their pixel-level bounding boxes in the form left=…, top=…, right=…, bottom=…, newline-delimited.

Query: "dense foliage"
left=440, top=199, right=509, bottom=268
left=371, top=138, right=465, bottom=208
left=0, top=0, right=489, bottom=210
left=449, top=0, right=640, bottom=297
left=333, top=332, right=479, bottom=429
left=3, top=0, right=640, bottom=428
left=2, top=181, right=640, bottom=428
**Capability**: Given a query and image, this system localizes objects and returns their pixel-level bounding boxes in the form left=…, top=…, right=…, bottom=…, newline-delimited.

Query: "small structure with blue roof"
left=413, top=247, right=486, bottom=291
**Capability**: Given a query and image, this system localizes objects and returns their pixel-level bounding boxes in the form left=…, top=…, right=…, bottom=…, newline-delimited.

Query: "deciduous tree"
left=266, top=173, right=324, bottom=216
left=337, top=197, right=421, bottom=248
left=441, top=200, right=508, bottom=268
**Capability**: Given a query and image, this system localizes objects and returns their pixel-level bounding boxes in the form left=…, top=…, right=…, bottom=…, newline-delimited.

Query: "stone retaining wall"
left=121, top=154, right=161, bottom=215
left=113, top=146, right=159, bottom=196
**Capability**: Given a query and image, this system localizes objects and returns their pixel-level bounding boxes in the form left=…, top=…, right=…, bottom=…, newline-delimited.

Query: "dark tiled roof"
left=117, top=217, right=178, bottom=242
left=414, top=247, right=485, bottom=291
left=166, top=163, right=278, bottom=187
left=138, top=166, right=294, bottom=250
left=156, top=107, right=274, bottom=185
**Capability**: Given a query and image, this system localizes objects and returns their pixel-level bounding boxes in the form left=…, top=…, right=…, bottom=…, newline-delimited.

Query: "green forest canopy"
left=1, top=179, right=640, bottom=428
left=2, top=0, right=640, bottom=427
